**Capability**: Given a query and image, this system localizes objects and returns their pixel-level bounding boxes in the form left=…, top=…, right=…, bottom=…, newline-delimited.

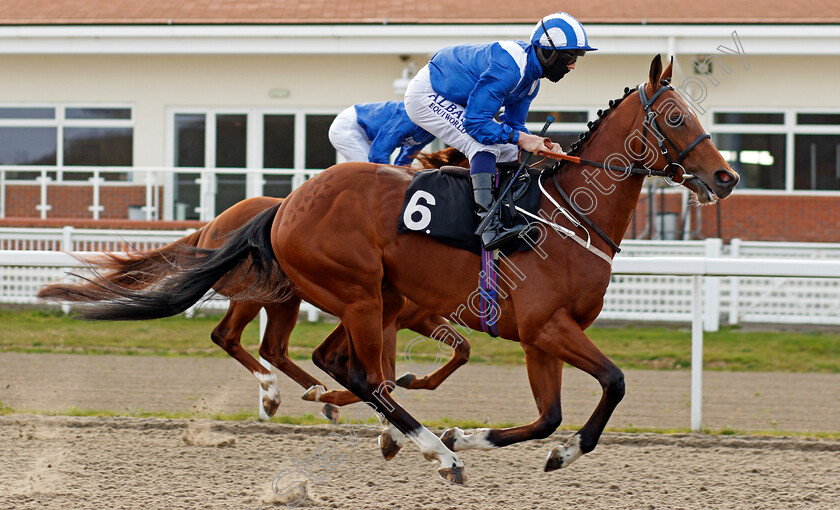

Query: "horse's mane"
left=544, top=85, right=639, bottom=177
left=413, top=147, right=467, bottom=169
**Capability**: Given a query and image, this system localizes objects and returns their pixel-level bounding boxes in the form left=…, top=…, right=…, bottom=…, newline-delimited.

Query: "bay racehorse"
left=39, top=56, right=738, bottom=483
left=38, top=150, right=471, bottom=427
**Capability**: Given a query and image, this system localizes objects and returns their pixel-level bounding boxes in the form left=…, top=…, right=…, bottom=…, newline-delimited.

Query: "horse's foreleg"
left=211, top=301, right=282, bottom=417
left=395, top=311, right=470, bottom=390
left=439, top=343, right=562, bottom=452
left=531, top=311, right=625, bottom=471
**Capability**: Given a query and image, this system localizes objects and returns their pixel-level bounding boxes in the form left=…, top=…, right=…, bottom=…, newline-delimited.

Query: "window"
left=713, top=133, right=786, bottom=189
left=173, top=114, right=206, bottom=220
left=214, top=114, right=248, bottom=213
left=794, top=134, right=840, bottom=190
left=0, top=104, right=133, bottom=181
left=526, top=109, right=590, bottom=160
left=711, top=110, right=840, bottom=192
left=526, top=110, right=588, bottom=123
left=305, top=114, right=337, bottom=170
left=263, top=114, right=295, bottom=198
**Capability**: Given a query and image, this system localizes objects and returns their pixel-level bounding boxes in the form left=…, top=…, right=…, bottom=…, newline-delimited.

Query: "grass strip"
left=1, top=308, right=839, bottom=373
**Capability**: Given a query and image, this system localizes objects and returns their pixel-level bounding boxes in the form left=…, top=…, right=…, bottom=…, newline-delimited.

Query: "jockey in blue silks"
left=404, top=12, right=596, bottom=250
left=329, top=101, right=436, bottom=167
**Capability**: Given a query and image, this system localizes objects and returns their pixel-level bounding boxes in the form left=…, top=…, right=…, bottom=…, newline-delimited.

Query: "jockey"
left=404, top=12, right=596, bottom=250
left=328, top=101, right=436, bottom=167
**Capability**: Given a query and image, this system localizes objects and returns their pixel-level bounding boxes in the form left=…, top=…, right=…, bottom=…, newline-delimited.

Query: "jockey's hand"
left=548, top=142, right=565, bottom=155
left=516, top=132, right=554, bottom=154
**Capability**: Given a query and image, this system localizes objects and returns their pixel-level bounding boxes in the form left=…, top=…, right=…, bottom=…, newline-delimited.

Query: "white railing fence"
left=2, top=233, right=840, bottom=329
left=0, top=166, right=318, bottom=222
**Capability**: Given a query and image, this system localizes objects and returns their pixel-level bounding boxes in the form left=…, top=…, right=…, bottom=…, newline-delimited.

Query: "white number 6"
left=403, top=190, right=436, bottom=231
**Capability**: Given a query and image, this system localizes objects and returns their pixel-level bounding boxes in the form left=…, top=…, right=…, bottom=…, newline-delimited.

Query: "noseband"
left=637, top=82, right=710, bottom=183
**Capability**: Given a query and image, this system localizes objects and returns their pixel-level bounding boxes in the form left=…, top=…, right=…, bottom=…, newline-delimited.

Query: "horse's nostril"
left=714, top=170, right=737, bottom=188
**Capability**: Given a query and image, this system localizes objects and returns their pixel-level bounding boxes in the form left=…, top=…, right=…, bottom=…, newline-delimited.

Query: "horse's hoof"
left=544, top=447, right=564, bottom=472
left=321, top=404, right=340, bottom=425
left=545, top=436, right=583, bottom=472
left=262, top=396, right=281, bottom=417
left=440, top=427, right=460, bottom=451
left=301, top=385, right=325, bottom=402
left=437, top=465, right=467, bottom=485
left=378, top=430, right=403, bottom=461
left=395, top=372, right=416, bottom=388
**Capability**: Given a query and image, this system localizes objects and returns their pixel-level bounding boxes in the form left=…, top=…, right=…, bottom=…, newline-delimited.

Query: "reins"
left=530, top=81, right=712, bottom=260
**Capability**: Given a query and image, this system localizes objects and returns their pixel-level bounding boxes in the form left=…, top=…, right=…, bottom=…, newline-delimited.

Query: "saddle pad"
left=397, top=168, right=542, bottom=255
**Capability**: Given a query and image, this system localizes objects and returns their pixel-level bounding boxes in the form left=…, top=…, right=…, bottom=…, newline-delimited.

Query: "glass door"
left=214, top=113, right=248, bottom=213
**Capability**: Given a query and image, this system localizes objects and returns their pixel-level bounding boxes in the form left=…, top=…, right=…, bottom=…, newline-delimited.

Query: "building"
left=1, top=1, right=838, bottom=241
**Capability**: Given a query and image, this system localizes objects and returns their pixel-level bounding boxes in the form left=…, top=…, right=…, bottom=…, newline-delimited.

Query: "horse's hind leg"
left=259, top=299, right=326, bottom=390
left=211, top=301, right=282, bottom=417
left=439, top=343, right=563, bottom=452
left=395, top=308, right=470, bottom=391
left=311, top=283, right=466, bottom=483
left=532, top=311, right=625, bottom=471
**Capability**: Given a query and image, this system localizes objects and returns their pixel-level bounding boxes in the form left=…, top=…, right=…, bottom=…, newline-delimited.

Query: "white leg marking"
left=382, top=421, right=405, bottom=448
left=255, top=372, right=280, bottom=403
left=301, top=384, right=327, bottom=402
left=407, top=427, right=464, bottom=469
left=442, top=427, right=496, bottom=451
left=547, top=434, right=583, bottom=469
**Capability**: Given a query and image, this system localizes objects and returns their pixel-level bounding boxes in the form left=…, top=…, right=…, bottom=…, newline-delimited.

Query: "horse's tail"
left=36, top=229, right=206, bottom=303
left=37, top=202, right=287, bottom=321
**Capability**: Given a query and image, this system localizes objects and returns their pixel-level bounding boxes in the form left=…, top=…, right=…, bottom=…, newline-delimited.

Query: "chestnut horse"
left=39, top=150, right=471, bottom=425
left=38, top=57, right=738, bottom=483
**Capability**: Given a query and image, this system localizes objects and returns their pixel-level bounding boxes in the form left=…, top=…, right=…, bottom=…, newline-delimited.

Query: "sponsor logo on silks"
left=404, top=137, right=418, bottom=146
left=426, top=94, right=467, bottom=135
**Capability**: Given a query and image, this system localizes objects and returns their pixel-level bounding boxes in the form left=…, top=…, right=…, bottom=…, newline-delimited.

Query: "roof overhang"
left=0, top=24, right=836, bottom=56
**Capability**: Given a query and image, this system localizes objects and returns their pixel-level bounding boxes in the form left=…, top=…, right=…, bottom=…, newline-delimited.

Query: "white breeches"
left=328, top=106, right=372, bottom=162
left=404, top=65, right=519, bottom=163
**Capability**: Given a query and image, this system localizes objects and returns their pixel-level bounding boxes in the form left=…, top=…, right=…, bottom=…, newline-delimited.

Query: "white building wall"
left=1, top=52, right=838, bottom=167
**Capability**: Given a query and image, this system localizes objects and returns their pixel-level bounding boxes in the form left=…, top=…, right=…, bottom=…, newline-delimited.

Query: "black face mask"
left=544, top=60, right=571, bottom=82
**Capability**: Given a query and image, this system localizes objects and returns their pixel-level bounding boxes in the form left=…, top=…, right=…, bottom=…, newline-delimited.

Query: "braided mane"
left=545, top=85, right=638, bottom=176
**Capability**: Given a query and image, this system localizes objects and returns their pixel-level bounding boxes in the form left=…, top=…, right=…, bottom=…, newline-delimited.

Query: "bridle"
left=637, top=81, right=710, bottom=184
left=536, top=81, right=714, bottom=255
left=543, top=82, right=712, bottom=183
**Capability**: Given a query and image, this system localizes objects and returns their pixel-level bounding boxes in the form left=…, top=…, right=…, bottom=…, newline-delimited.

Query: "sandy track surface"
left=2, top=353, right=839, bottom=432
left=3, top=353, right=840, bottom=509
left=3, top=416, right=839, bottom=510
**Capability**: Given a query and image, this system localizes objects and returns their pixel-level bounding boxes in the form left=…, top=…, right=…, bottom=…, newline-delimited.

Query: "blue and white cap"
left=530, top=12, right=597, bottom=52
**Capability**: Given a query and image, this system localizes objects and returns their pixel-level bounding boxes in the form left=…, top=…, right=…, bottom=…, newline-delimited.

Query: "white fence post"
left=143, top=168, right=157, bottom=221
left=60, top=226, right=74, bottom=315
left=729, top=238, right=741, bottom=325
left=703, top=238, right=722, bottom=332
left=35, top=170, right=52, bottom=219
left=257, top=308, right=272, bottom=421
left=88, top=170, right=105, bottom=220
left=691, top=274, right=704, bottom=432
left=0, top=169, right=5, bottom=218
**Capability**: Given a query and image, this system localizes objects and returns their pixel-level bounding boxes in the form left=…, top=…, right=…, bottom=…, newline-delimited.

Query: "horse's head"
left=635, top=55, right=739, bottom=203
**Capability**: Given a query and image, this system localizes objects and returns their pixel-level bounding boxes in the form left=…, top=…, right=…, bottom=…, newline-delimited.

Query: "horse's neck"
left=553, top=116, right=646, bottom=253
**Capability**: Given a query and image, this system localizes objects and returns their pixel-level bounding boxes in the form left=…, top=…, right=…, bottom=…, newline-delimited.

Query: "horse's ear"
left=661, top=56, right=674, bottom=83
left=648, top=54, right=663, bottom=89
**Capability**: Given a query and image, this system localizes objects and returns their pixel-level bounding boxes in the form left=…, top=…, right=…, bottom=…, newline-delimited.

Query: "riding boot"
left=470, top=172, right=529, bottom=251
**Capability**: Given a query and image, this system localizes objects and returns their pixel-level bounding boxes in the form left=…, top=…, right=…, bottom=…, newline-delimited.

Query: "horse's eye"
left=667, top=111, right=684, bottom=127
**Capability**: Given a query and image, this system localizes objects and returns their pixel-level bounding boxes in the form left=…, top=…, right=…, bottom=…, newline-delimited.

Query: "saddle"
left=397, top=165, right=542, bottom=255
